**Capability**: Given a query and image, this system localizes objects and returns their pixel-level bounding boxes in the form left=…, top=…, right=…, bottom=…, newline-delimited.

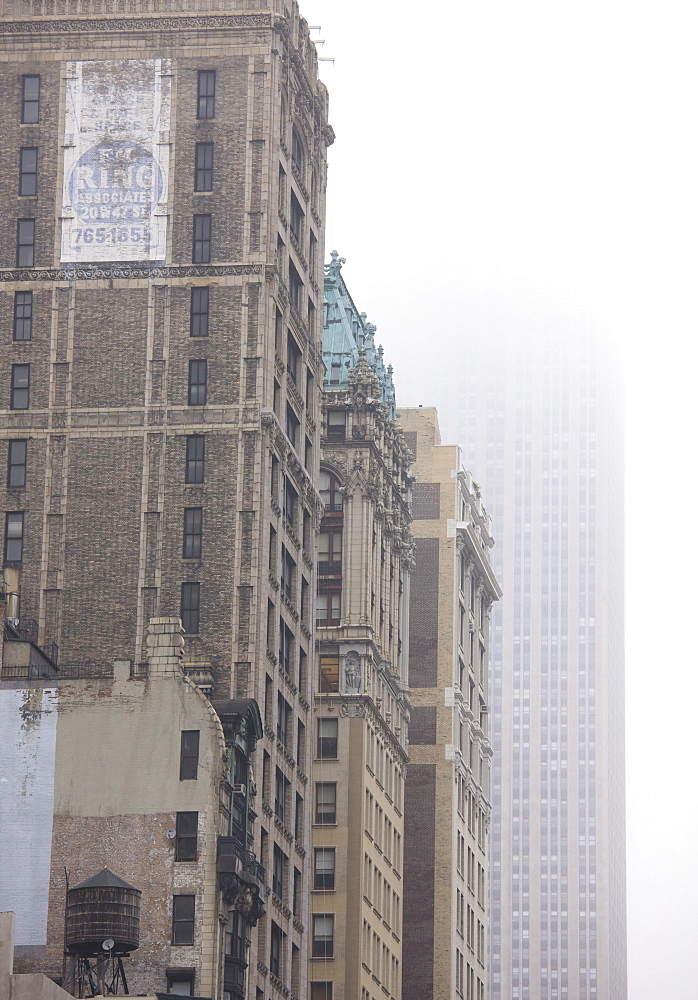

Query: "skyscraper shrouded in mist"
left=430, top=321, right=626, bottom=1000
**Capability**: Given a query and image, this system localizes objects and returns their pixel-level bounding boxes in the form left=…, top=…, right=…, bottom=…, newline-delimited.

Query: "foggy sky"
left=301, top=2, right=698, bottom=997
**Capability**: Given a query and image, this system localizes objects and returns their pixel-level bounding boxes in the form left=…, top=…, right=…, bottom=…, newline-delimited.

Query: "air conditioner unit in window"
left=232, top=784, right=247, bottom=795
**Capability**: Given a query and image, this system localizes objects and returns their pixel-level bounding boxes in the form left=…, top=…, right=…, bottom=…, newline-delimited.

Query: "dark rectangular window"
left=270, top=921, right=283, bottom=977
left=316, top=593, right=341, bottom=628
left=312, top=914, right=334, bottom=958
left=4, top=512, right=24, bottom=564
left=188, top=359, right=207, bottom=405
left=317, top=718, right=338, bottom=760
left=181, top=582, right=200, bottom=634
left=172, top=895, right=195, bottom=945
left=279, top=620, right=293, bottom=678
left=197, top=70, right=216, bottom=119
left=192, top=214, right=211, bottom=264
left=11, top=364, right=30, bottom=410
left=327, top=410, right=346, bottom=441
left=310, top=985, right=333, bottom=1000
left=21, top=75, right=39, bottom=124
left=185, top=435, right=205, bottom=484
left=292, top=129, right=304, bottom=174
left=225, top=911, right=245, bottom=960
left=190, top=287, right=209, bottom=337
left=288, top=261, right=303, bottom=309
left=280, top=546, right=295, bottom=602
left=275, top=767, right=288, bottom=824
left=182, top=507, right=202, bottom=559
left=283, top=476, right=297, bottom=526
left=175, top=811, right=198, bottom=861
left=273, top=843, right=286, bottom=899
left=315, top=782, right=336, bottom=825
left=290, top=191, right=304, bottom=242
left=286, top=334, right=301, bottom=383
left=314, top=847, right=335, bottom=891
left=286, top=404, right=299, bottom=448
left=17, top=219, right=35, bottom=267
left=19, top=148, right=38, bottom=196
left=7, top=441, right=27, bottom=488
left=166, top=971, right=195, bottom=996
left=194, top=142, right=214, bottom=192
left=179, top=730, right=200, bottom=780
left=277, top=692, right=291, bottom=748
left=14, top=291, right=32, bottom=341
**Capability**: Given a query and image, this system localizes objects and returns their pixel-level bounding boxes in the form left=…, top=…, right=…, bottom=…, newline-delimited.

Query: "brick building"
left=1, top=616, right=265, bottom=998
left=398, top=407, right=501, bottom=1000
left=0, top=1, right=333, bottom=997
left=311, top=254, right=412, bottom=1000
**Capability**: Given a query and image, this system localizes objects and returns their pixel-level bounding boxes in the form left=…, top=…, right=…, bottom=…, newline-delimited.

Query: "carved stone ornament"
left=343, top=650, right=361, bottom=692
left=0, top=262, right=269, bottom=282
left=339, top=702, right=366, bottom=719
left=0, top=13, right=275, bottom=35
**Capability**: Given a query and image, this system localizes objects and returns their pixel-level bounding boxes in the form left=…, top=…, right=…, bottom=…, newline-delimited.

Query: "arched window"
left=292, top=128, right=304, bottom=174
left=319, top=470, right=342, bottom=511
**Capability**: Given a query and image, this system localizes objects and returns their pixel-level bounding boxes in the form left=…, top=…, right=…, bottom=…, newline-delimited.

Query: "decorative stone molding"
left=0, top=13, right=275, bottom=34
left=0, top=262, right=268, bottom=282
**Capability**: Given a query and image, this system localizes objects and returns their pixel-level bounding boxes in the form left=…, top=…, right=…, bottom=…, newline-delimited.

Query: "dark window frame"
left=290, top=190, right=304, bottom=242
left=317, top=718, right=338, bottom=760
left=286, top=404, right=299, bottom=449
left=179, top=730, right=200, bottom=780
left=21, top=75, right=40, bottom=124
left=316, top=592, right=341, bottom=628
left=175, top=811, right=198, bottom=862
left=17, top=219, right=35, bottom=267
left=181, top=582, right=200, bottom=634
left=194, top=141, right=214, bottom=192
left=326, top=410, right=346, bottom=441
left=286, top=332, right=301, bottom=383
left=291, top=128, right=304, bottom=174
left=188, top=359, right=208, bottom=406
left=288, top=261, right=303, bottom=310
left=312, top=913, right=334, bottom=958
left=13, top=291, right=32, bottom=341
left=4, top=512, right=24, bottom=564
left=190, top=287, right=210, bottom=337
left=185, top=435, right=205, bottom=484
left=172, top=894, right=196, bottom=946
left=192, top=214, right=211, bottom=264
left=19, top=147, right=38, bottom=197
left=277, top=692, right=291, bottom=749
left=197, top=70, right=216, bottom=119
left=11, top=364, right=30, bottom=410
left=270, top=921, right=283, bottom=978
left=182, top=507, right=203, bottom=559
left=313, top=847, right=336, bottom=891
left=314, top=782, right=336, bottom=825
left=7, top=440, right=27, bottom=489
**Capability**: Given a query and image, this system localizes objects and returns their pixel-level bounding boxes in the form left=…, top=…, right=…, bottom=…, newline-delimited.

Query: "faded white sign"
left=61, top=59, right=171, bottom=263
left=0, top=688, right=57, bottom=946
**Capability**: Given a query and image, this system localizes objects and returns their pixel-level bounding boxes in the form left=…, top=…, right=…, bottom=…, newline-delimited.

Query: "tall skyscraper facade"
left=313, top=254, right=412, bottom=1000
left=398, top=406, right=500, bottom=1000
left=431, top=323, right=626, bottom=1000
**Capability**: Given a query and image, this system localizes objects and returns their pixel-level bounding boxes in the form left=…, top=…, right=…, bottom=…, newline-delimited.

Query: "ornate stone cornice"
left=0, top=13, right=274, bottom=35
left=0, top=263, right=272, bottom=283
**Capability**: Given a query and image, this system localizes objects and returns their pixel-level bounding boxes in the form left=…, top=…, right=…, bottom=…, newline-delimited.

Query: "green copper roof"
left=323, top=251, right=397, bottom=421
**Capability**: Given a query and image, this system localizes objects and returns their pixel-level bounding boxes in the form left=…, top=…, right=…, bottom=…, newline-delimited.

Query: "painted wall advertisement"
left=61, top=59, right=171, bottom=263
left=0, top=688, right=57, bottom=945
